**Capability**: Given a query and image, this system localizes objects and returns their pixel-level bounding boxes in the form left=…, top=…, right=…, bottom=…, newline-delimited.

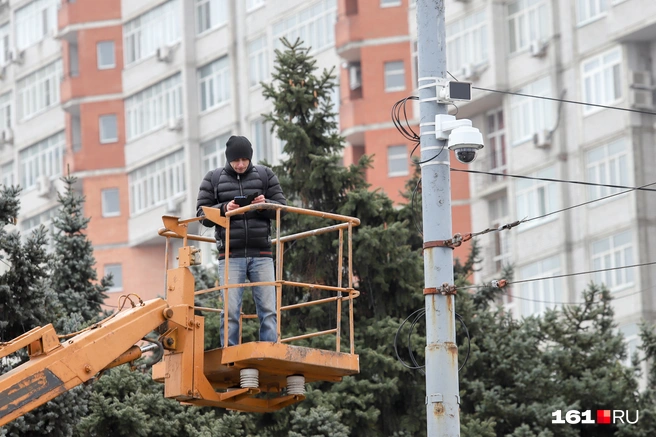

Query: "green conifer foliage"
left=50, top=175, right=109, bottom=330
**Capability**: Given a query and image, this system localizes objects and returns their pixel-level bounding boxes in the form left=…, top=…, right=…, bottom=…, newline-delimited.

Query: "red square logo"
left=597, top=410, right=611, bottom=424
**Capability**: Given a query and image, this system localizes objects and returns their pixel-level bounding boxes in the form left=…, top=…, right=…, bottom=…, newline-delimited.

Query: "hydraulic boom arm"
left=0, top=298, right=169, bottom=427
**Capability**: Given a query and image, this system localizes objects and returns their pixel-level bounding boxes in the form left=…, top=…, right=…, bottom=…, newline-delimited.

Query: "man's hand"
left=251, top=195, right=265, bottom=204
left=226, top=200, right=240, bottom=212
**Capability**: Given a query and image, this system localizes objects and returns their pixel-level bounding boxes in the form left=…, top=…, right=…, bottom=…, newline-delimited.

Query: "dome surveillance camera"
left=453, top=147, right=479, bottom=164
left=447, top=126, right=484, bottom=164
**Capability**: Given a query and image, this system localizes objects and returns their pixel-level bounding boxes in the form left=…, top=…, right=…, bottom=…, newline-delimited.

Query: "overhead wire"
left=450, top=168, right=656, bottom=193
left=522, top=180, right=656, bottom=224
left=503, top=286, right=651, bottom=306
left=458, top=260, right=656, bottom=292
left=447, top=68, right=656, bottom=117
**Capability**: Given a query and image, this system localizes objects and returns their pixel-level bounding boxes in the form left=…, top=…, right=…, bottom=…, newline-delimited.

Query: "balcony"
left=336, top=0, right=363, bottom=62
left=58, top=0, right=121, bottom=30
left=339, top=98, right=367, bottom=144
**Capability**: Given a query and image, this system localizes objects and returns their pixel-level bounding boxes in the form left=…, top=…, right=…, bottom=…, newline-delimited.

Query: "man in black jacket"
left=196, top=135, right=286, bottom=346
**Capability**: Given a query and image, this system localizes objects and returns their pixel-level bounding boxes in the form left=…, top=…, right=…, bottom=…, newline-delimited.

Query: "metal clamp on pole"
left=424, top=283, right=457, bottom=296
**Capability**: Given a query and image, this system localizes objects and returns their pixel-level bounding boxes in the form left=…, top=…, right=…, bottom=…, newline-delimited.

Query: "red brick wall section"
left=84, top=174, right=129, bottom=246
left=96, top=245, right=166, bottom=309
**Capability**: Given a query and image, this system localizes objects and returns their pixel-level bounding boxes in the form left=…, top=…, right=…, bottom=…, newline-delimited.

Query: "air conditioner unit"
left=166, top=197, right=182, bottom=214
left=532, top=129, right=551, bottom=148
left=629, top=88, right=654, bottom=110
left=35, top=175, right=52, bottom=197
left=348, top=63, right=361, bottom=90
left=8, top=48, right=24, bottom=65
left=1, top=128, right=13, bottom=145
left=167, top=117, right=183, bottom=132
left=629, top=70, right=653, bottom=90
left=460, top=63, right=479, bottom=81
left=529, top=39, right=548, bottom=58
left=156, top=45, right=174, bottom=63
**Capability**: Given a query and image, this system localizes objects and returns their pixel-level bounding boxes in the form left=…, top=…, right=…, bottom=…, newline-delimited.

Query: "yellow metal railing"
left=158, top=204, right=360, bottom=354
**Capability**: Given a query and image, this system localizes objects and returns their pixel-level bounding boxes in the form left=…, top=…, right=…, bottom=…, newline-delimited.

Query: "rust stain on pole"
left=433, top=402, right=445, bottom=416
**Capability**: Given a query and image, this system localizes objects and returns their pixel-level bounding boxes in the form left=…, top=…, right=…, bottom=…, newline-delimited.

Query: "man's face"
left=230, top=158, right=250, bottom=174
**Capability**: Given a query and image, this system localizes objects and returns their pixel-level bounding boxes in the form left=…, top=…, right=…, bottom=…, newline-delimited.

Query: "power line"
left=505, top=287, right=649, bottom=306
left=522, top=180, right=656, bottom=224
left=451, top=168, right=656, bottom=193
left=472, top=86, right=656, bottom=117
left=446, top=70, right=656, bottom=117
left=459, top=260, right=656, bottom=291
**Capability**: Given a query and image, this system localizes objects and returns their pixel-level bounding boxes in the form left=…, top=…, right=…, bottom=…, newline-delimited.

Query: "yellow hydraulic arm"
left=0, top=205, right=361, bottom=426
left=0, top=298, right=170, bottom=427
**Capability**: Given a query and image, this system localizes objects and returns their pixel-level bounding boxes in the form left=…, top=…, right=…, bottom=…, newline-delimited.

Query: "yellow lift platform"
left=0, top=204, right=360, bottom=424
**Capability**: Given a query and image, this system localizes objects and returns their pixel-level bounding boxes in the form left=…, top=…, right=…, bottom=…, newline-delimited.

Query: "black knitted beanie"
left=225, top=135, right=253, bottom=163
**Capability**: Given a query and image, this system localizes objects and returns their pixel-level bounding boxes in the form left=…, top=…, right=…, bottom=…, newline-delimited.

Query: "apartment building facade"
left=438, top=0, right=656, bottom=359
left=3, top=0, right=466, bottom=306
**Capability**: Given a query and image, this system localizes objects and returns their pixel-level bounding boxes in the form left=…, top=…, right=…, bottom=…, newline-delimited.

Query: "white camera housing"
left=434, top=114, right=484, bottom=164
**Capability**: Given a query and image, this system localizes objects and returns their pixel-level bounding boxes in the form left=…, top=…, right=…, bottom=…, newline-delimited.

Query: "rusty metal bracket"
left=491, top=279, right=508, bottom=288
left=424, top=283, right=457, bottom=295
left=423, top=233, right=473, bottom=250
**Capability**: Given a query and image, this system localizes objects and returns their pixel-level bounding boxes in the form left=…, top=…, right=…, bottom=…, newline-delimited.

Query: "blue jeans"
left=218, top=257, right=277, bottom=346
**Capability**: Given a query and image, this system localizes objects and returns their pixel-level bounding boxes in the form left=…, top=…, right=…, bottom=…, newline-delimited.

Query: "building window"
left=246, top=0, right=265, bottom=12
left=1, top=161, right=14, bottom=186
left=387, top=145, right=408, bottom=177
left=507, top=0, right=550, bottom=54
left=380, top=0, right=401, bottom=7
left=199, top=56, right=231, bottom=112
left=196, top=0, right=228, bottom=34
left=201, top=132, right=230, bottom=174
left=129, top=149, right=186, bottom=216
left=486, top=108, right=506, bottom=178
left=248, top=36, right=268, bottom=88
left=446, top=10, right=488, bottom=75
left=0, top=92, right=12, bottom=130
left=97, top=41, right=116, bottom=69
left=19, top=131, right=64, bottom=190
left=68, top=42, right=79, bottom=77
left=99, top=114, right=118, bottom=144
left=125, top=73, right=182, bottom=141
left=17, top=60, right=63, bottom=121
left=15, top=0, right=58, bottom=50
left=124, top=0, right=180, bottom=66
left=577, top=0, right=608, bottom=25
left=488, top=196, right=511, bottom=273
left=251, top=118, right=272, bottom=163
left=384, top=61, right=405, bottom=92
left=515, top=165, right=559, bottom=228
left=592, top=231, right=634, bottom=291
left=105, top=264, right=123, bottom=292
left=585, top=138, right=629, bottom=201
left=510, top=76, right=553, bottom=145
left=272, top=0, right=336, bottom=54
left=0, top=23, right=9, bottom=66
left=101, top=188, right=121, bottom=217
left=581, top=47, right=622, bottom=115
left=20, top=207, right=57, bottom=251
left=519, top=255, right=561, bottom=317
left=619, top=323, right=640, bottom=367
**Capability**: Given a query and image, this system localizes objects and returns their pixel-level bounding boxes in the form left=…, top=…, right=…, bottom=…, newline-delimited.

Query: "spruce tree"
left=252, top=37, right=426, bottom=436
left=0, top=185, right=53, bottom=342
left=50, top=175, right=109, bottom=331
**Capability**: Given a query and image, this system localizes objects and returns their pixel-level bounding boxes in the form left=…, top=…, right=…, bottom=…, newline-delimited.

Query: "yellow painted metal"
left=0, top=203, right=362, bottom=422
left=0, top=299, right=169, bottom=427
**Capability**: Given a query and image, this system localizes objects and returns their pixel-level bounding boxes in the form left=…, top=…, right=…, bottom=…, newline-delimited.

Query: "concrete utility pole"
left=416, top=0, right=461, bottom=436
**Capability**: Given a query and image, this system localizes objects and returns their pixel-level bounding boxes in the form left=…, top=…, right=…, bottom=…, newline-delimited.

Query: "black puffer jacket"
left=196, top=162, right=286, bottom=258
